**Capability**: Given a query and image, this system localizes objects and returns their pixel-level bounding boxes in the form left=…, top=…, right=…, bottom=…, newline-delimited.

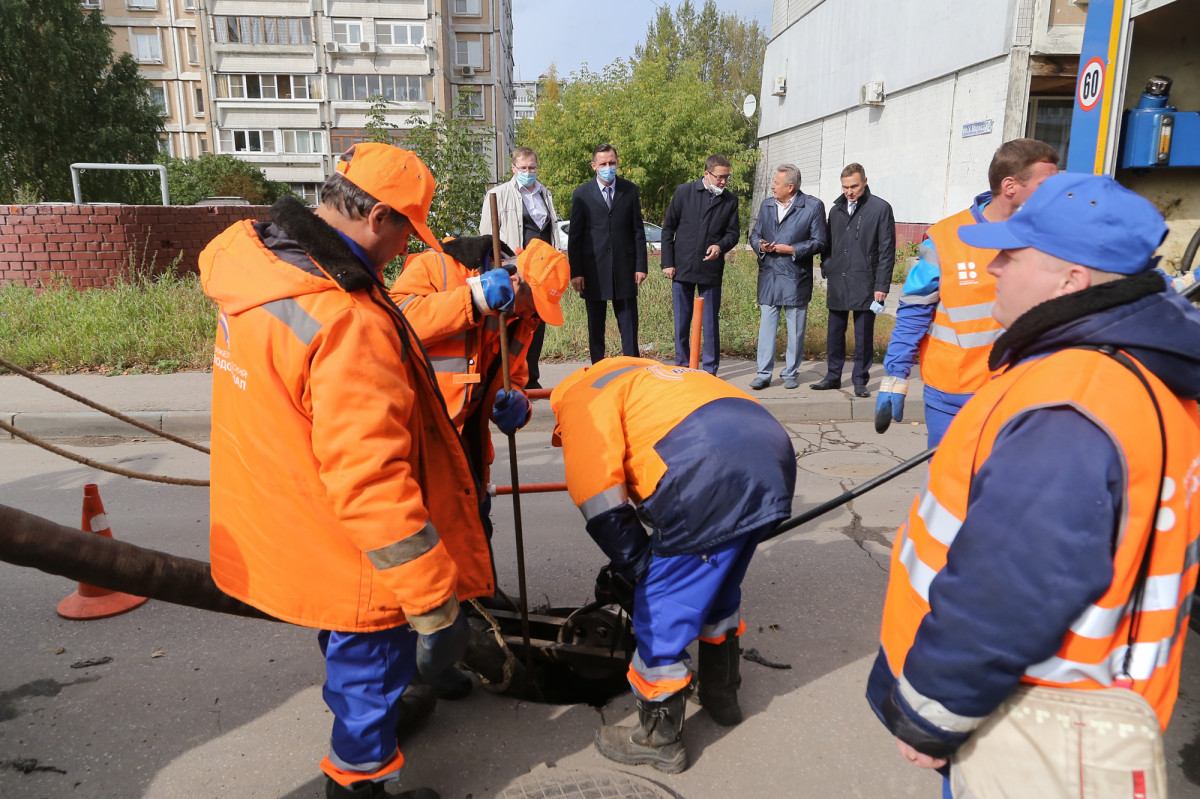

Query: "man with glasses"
left=661, top=155, right=741, bottom=374
left=480, top=146, right=563, bottom=388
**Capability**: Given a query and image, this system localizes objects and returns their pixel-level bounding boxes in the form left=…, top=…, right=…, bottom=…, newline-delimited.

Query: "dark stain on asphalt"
left=1179, top=716, right=1200, bottom=785
left=0, top=676, right=99, bottom=722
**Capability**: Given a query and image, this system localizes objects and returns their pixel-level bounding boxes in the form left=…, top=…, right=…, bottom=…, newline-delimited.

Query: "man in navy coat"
left=661, top=154, right=740, bottom=374
left=749, top=164, right=828, bottom=390
left=567, top=143, right=648, bottom=363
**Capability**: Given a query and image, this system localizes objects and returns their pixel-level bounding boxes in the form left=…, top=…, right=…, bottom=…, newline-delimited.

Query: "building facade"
left=93, top=0, right=514, bottom=203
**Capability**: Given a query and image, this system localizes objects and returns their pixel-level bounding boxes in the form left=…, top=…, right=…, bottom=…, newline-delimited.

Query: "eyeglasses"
left=513, top=166, right=538, bottom=173
left=706, top=171, right=731, bottom=183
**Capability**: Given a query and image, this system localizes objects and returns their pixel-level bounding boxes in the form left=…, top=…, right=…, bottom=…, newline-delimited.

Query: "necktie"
left=848, top=201, right=857, bottom=216
left=604, top=186, right=613, bottom=209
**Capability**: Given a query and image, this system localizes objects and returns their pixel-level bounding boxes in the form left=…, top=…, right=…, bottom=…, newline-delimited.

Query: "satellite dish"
left=742, top=94, right=757, bottom=118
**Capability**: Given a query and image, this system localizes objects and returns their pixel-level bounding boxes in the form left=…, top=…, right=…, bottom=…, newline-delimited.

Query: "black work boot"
left=697, top=635, right=743, bottom=726
left=325, top=776, right=440, bottom=799
left=395, top=682, right=438, bottom=742
left=594, top=692, right=689, bottom=773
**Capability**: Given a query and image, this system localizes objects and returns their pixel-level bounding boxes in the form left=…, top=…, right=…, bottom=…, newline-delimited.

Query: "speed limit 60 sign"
left=1077, top=57, right=1105, bottom=112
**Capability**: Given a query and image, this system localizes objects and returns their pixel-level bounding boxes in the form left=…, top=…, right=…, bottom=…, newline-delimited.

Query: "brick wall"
left=0, top=204, right=272, bottom=288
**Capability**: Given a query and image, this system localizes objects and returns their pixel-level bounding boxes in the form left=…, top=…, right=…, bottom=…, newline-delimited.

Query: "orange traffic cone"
left=56, top=484, right=149, bottom=620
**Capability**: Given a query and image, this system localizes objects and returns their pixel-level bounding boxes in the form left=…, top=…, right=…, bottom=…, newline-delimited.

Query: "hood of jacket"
left=202, top=196, right=380, bottom=315
left=990, top=270, right=1200, bottom=400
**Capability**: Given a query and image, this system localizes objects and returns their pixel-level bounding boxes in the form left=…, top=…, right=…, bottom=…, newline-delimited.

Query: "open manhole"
left=493, top=766, right=681, bottom=799
left=462, top=600, right=634, bottom=706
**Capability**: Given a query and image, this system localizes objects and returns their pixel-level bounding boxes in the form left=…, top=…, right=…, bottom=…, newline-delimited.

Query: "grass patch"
left=0, top=265, right=217, bottom=374
left=542, top=249, right=895, bottom=363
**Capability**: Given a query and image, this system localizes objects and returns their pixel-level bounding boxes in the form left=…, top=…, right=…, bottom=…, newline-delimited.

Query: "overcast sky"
left=511, top=0, right=777, bottom=82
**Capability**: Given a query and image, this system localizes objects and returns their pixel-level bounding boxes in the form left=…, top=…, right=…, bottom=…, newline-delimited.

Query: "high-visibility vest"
left=880, top=347, right=1200, bottom=729
left=916, top=208, right=1004, bottom=394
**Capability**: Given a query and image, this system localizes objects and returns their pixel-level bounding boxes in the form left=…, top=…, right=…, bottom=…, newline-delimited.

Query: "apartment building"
left=98, top=0, right=513, bottom=202
left=513, top=79, right=538, bottom=126
left=92, top=0, right=210, bottom=159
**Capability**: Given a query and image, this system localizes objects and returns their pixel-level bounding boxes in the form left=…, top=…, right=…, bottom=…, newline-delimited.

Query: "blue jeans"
left=756, top=303, right=808, bottom=379
left=672, top=280, right=721, bottom=374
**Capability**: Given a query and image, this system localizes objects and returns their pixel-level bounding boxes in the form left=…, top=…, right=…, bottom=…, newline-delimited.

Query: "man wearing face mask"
left=660, top=155, right=740, bottom=374
left=567, top=143, right=649, bottom=363
left=479, top=147, right=564, bottom=389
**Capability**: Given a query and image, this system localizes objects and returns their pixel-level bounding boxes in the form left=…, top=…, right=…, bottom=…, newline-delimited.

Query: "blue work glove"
left=466, top=269, right=515, bottom=314
left=415, top=611, right=470, bottom=681
left=492, top=388, right=531, bottom=435
left=875, top=376, right=908, bottom=433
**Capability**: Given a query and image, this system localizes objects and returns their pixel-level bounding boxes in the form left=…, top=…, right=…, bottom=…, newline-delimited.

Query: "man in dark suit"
left=567, top=143, right=648, bottom=363
left=661, top=154, right=740, bottom=374
left=814, top=163, right=895, bottom=396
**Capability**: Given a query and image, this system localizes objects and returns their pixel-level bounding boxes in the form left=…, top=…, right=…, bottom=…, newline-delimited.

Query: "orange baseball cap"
left=335, top=143, right=443, bottom=253
left=517, top=239, right=569, bottom=326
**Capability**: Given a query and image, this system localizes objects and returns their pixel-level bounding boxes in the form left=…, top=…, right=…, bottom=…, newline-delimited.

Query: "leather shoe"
left=749, top=376, right=770, bottom=390
left=783, top=377, right=799, bottom=389
left=810, top=378, right=841, bottom=390
left=854, top=386, right=870, bottom=398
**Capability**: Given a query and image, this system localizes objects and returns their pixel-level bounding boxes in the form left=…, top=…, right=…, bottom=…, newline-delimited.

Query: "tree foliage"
left=159, top=154, right=294, bottom=206
left=518, top=1, right=767, bottom=227
left=0, top=0, right=164, bottom=203
left=399, top=96, right=493, bottom=241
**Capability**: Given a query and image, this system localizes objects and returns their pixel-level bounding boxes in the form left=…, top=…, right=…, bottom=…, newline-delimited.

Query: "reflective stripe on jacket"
left=201, top=220, right=493, bottom=632
left=915, top=208, right=1003, bottom=394
left=879, top=347, right=1200, bottom=729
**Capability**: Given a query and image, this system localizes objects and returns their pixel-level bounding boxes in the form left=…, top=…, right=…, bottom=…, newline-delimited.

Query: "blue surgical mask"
left=597, top=166, right=617, bottom=183
left=516, top=171, right=536, bottom=188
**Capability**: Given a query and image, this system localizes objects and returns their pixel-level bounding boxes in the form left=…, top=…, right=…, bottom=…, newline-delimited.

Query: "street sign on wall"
left=1065, top=0, right=1133, bottom=175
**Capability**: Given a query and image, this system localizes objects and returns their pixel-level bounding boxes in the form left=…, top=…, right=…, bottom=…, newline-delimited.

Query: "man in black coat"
left=813, top=163, right=895, bottom=397
left=567, top=143, right=648, bottom=363
left=661, top=154, right=740, bottom=374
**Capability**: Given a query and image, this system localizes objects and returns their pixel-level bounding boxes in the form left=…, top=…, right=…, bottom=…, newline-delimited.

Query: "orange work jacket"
left=200, top=220, right=493, bottom=633
left=880, top=348, right=1200, bottom=728
left=916, top=208, right=1004, bottom=394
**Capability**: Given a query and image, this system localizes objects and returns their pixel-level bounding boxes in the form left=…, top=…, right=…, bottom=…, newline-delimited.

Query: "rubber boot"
left=698, top=635, right=743, bottom=726
left=594, top=692, right=689, bottom=774
left=324, top=776, right=440, bottom=799
left=395, top=682, right=438, bottom=742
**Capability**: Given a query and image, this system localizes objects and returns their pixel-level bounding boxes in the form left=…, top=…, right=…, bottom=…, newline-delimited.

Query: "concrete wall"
left=0, top=205, right=269, bottom=288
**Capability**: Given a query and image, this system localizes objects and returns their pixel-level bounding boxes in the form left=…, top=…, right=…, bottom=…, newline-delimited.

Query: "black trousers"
left=825, top=309, right=876, bottom=387
left=525, top=320, right=545, bottom=388
left=585, top=297, right=639, bottom=363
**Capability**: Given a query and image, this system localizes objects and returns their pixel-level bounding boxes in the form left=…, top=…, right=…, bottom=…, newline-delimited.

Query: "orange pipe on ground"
left=689, top=296, right=705, bottom=370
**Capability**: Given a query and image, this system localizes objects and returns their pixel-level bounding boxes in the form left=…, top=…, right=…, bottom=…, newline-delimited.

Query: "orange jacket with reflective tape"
left=880, top=348, right=1200, bottom=728
left=916, top=208, right=1003, bottom=394
left=200, top=214, right=492, bottom=632
left=389, top=249, right=535, bottom=482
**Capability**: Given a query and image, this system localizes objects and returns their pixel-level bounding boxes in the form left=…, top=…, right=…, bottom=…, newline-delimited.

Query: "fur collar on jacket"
left=268, top=195, right=378, bottom=293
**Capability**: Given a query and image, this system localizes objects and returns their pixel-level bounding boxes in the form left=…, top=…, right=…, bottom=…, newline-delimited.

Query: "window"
left=186, top=31, right=200, bottom=63
left=147, top=85, right=167, bottom=113
left=214, top=16, right=312, bottom=45
left=332, top=20, right=363, bottom=45
left=457, top=89, right=483, bottom=118
left=335, top=74, right=426, bottom=102
left=291, top=183, right=320, bottom=206
left=282, top=130, right=324, bottom=154
left=455, top=38, right=482, bottom=67
left=80, top=0, right=101, bottom=8
left=157, top=136, right=172, bottom=156
left=219, top=129, right=276, bottom=153
left=215, top=74, right=320, bottom=100
left=183, top=0, right=196, bottom=10
left=132, top=31, right=162, bottom=63
left=127, top=0, right=156, bottom=9
left=453, top=0, right=481, bottom=16
left=193, top=85, right=205, bottom=115
left=376, top=21, right=423, bottom=46
left=198, top=136, right=209, bottom=154
left=1026, top=97, right=1073, bottom=165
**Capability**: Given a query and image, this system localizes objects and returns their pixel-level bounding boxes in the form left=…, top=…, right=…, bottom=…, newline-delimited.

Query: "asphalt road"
left=3, top=426, right=1200, bottom=798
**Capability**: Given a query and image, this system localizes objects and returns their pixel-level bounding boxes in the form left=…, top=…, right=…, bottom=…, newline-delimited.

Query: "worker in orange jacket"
left=389, top=237, right=569, bottom=518
left=550, top=358, right=796, bottom=773
left=201, top=143, right=490, bottom=799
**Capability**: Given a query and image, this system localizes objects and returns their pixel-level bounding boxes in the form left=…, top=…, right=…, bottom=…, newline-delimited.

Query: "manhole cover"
left=493, top=766, right=679, bottom=799
left=797, top=450, right=897, bottom=478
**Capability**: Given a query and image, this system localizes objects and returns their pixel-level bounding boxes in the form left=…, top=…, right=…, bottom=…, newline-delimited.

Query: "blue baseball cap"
left=958, top=173, right=1167, bottom=274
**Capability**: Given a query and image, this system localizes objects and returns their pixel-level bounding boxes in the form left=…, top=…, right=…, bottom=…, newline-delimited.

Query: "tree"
left=400, top=95, right=493, bottom=242
left=159, top=154, right=294, bottom=206
left=0, top=0, right=164, bottom=203
left=364, top=94, right=399, bottom=145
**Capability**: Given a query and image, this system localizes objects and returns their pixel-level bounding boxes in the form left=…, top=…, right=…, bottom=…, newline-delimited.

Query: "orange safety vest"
left=916, top=208, right=1004, bottom=394
left=201, top=222, right=493, bottom=633
left=880, top=348, right=1200, bottom=728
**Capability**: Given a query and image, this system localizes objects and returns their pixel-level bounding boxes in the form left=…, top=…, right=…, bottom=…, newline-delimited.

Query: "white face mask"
left=710, top=185, right=724, bottom=196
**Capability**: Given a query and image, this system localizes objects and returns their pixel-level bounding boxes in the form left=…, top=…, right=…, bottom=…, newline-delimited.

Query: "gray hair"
left=776, top=164, right=801, bottom=190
